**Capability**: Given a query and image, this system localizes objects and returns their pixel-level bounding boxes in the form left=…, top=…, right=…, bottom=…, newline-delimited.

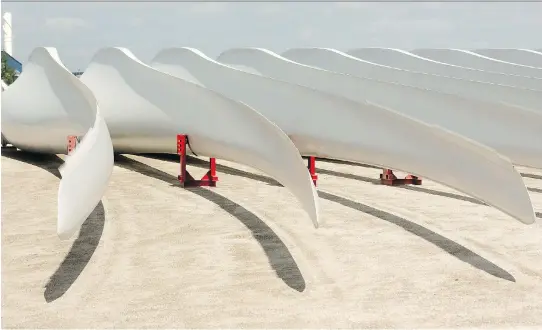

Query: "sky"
left=2, top=1, right=542, bottom=71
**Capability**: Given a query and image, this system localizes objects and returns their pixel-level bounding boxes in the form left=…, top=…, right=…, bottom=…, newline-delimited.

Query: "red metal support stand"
left=67, top=135, right=79, bottom=154
left=177, top=134, right=218, bottom=187
left=307, top=156, right=318, bottom=186
left=380, top=169, right=422, bottom=186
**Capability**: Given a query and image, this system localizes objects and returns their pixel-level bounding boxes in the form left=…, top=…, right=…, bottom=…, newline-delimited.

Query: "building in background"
left=2, top=11, right=21, bottom=76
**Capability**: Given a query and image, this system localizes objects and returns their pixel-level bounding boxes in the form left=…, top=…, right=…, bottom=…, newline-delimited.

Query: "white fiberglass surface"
left=1, top=47, right=114, bottom=239
left=80, top=47, right=319, bottom=228
left=281, top=47, right=542, bottom=168
left=2, top=48, right=97, bottom=153
left=346, top=48, right=542, bottom=91
left=412, top=48, right=542, bottom=79
left=473, top=49, right=542, bottom=68
left=58, top=113, right=114, bottom=239
left=216, top=47, right=535, bottom=225
left=287, top=48, right=542, bottom=112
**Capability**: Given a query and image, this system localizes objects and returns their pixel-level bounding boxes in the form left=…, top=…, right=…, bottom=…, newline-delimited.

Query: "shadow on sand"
left=319, top=167, right=542, bottom=204
left=144, top=153, right=494, bottom=206
left=316, top=158, right=382, bottom=169
left=521, top=172, right=542, bottom=180
left=115, top=155, right=305, bottom=292
left=1, top=149, right=106, bottom=302
left=318, top=191, right=515, bottom=282
left=138, top=153, right=516, bottom=282
left=320, top=163, right=542, bottom=195
left=316, top=168, right=489, bottom=206
left=518, top=172, right=542, bottom=194
left=139, top=153, right=283, bottom=186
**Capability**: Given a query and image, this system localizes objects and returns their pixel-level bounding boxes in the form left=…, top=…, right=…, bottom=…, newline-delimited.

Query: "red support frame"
left=67, top=135, right=79, bottom=154
left=307, top=156, right=318, bottom=186
left=177, top=134, right=218, bottom=187
left=380, top=169, right=422, bottom=186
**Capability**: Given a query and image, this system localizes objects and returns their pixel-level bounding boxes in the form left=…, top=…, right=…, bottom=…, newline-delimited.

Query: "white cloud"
left=44, top=17, right=90, bottom=31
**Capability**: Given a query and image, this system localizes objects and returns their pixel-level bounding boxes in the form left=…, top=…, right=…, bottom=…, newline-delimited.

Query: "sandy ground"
left=2, top=149, right=542, bottom=328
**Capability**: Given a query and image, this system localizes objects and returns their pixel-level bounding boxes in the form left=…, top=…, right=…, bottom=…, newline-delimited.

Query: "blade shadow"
left=148, top=154, right=489, bottom=207
left=521, top=172, right=542, bottom=180
left=316, top=168, right=487, bottom=206
left=44, top=202, right=105, bottom=302
left=519, top=171, right=542, bottom=193
left=318, top=190, right=515, bottom=282
left=2, top=149, right=63, bottom=178
left=315, top=157, right=381, bottom=169
left=138, top=153, right=515, bottom=282
left=114, top=155, right=305, bottom=292
left=139, top=153, right=282, bottom=186
left=1, top=149, right=105, bottom=302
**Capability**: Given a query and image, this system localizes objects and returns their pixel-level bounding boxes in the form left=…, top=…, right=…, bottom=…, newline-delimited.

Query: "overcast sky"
left=2, top=1, right=542, bottom=71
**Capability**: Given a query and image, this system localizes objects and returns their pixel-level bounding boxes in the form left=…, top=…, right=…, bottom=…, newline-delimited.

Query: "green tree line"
left=2, top=52, right=17, bottom=85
